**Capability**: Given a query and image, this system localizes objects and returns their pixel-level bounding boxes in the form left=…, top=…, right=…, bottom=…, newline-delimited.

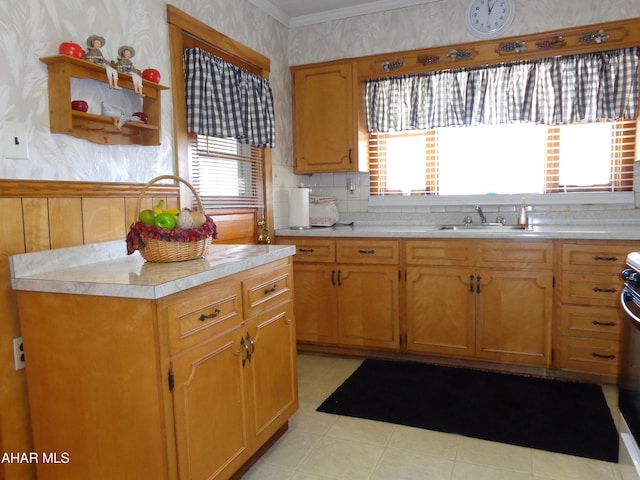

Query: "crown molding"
left=249, top=0, right=442, bottom=28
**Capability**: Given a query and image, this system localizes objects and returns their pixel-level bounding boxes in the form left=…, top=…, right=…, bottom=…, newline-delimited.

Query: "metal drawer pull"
left=593, top=256, right=618, bottom=262
left=199, top=308, right=221, bottom=321
left=241, top=337, right=250, bottom=366
left=469, top=275, right=475, bottom=293
left=592, top=320, right=617, bottom=327
left=591, top=352, right=616, bottom=360
left=299, top=248, right=315, bottom=253
left=264, top=284, right=279, bottom=294
left=358, top=249, right=376, bottom=254
left=592, top=287, right=617, bottom=293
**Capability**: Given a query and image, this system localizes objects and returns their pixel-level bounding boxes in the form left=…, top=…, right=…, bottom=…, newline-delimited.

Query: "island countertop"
left=9, top=241, right=296, bottom=300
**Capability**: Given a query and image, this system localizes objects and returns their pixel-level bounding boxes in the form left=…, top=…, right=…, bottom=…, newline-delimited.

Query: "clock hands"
left=487, top=0, right=496, bottom=16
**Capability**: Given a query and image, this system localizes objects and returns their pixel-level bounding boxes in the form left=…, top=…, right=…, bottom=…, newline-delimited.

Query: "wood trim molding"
left=335, top=17, right=640, bottom=81
left=0, top=179, right=179, bottom=198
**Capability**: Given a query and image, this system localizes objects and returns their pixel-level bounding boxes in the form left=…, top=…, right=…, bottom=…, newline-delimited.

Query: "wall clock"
left=466, top=0, right=516, bottom=39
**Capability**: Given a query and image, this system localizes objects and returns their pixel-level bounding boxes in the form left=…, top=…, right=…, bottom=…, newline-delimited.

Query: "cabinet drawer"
left=558, top=337, right=620, bottom=376
left=561, top=272, right=623, bottom=307
left=561, top=242, right=636, bottom=273
left=278, top=237, right=335, bottom=263
left=167, top=282, right=242, bottom=354
left=243, top=262, right=293, bottom=319
left=336, top=239, right=399, bottom=265
left=559, top=305, right=623, bottom=340
left=405, top=239, right=473, bottom=266
left=476, top=240, right=553, bottom=269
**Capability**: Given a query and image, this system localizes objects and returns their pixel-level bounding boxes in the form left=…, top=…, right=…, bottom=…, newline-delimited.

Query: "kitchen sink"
left=440, top=223, right=529, bottom=231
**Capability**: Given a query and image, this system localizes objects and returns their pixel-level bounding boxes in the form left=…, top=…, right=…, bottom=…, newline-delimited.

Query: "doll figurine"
left=85, top=35, right=120, bottom=89
left=114, top=45, right=143, bottom=95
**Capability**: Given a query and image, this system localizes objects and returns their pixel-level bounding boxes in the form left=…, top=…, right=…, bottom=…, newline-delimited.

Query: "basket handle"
left=135, top=175, right=205, bottom=216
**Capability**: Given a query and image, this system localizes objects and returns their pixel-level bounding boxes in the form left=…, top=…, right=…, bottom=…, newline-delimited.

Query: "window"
left=190, top=135, right=264, bottom=209
left=369, top=119, right=635, bottom=196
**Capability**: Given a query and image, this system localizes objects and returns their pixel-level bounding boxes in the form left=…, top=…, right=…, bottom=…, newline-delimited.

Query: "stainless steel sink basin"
left=440, top=223, right=529, bottom=230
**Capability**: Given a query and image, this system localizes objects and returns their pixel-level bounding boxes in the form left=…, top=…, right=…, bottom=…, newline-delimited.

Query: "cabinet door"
left=292, top=63, right=355, bottom=173
left=406, top=267, right=475, bottom=357
left=476, top=270, right=553, bottom=367
left=292, top=264, right=339, bottom=344
left=337, top=265, right=400, bottom=350
left=244, top=302, right=298, bottom=447
left=171, top=328, right=250, bottom=480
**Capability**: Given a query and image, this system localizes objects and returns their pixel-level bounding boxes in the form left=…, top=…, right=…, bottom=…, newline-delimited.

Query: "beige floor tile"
left=456, top=436, right=532, bottom=474
left=297, top=436, right=384, bottom=480
left=241, top=461, right=296, bottom=480
left=258, top=428, right=322, bottom=469
left=290, top=403, right=339, bottom=436
left=531, top=449, right=618, bottom=480
left=388, top=425, right=461, bottom=460
left=325, top=415, right=396, bottom=446
left=371, top=448, right=454, bottom=480
left=290, top=472, right=344, bottom=480
left=452, top=461, right=533, bottom=480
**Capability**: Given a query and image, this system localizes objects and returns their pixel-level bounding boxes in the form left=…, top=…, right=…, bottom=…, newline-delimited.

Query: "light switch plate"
left=3, top=121, right=29, bottom=160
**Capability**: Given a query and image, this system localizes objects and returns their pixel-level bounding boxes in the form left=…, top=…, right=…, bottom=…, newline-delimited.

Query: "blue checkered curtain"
left=366, top=47, right=639, bottom=132
left=184, top=48, right=275, bottom=148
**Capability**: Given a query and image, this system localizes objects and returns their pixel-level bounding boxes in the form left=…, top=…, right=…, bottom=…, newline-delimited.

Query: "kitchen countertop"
left=276, top=222, right=640, bottom=240
left=9, top=240, right=296, bottom=300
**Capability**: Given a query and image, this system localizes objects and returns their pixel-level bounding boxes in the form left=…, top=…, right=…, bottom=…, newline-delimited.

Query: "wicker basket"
left=134, top=175, right=211, bottom=263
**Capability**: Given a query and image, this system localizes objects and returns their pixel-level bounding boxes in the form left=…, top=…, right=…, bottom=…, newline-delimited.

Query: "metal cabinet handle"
left=241, top=337, right=250, bottom=366
left=348, top=148, right=353, bottom=164
left=264, top=284, right=278, bottom=295
left=592, top=320, right=617, bottom=327
left=593, top=287, right=617, bottom=294
left=299, top=248, right=315, bottom=253
left=593, top=256, right=618, bottom=262
left=469, top=275, right=475, bottom=293
left=199, top=308, right=220, bottom=321
left=476, top=275, right=481, bottom=294
left=331, top=270, right=336, bottom=286
left=247, top=333, right=255, bottom=358
left=337, top=269, right=342, bottom=286
left=591, top=352, right=616, bottom=360
left=358, top=249, right=376, bottom=255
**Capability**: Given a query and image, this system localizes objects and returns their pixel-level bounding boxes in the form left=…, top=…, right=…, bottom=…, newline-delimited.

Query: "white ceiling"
left=248, top=0, right=442, bottom=28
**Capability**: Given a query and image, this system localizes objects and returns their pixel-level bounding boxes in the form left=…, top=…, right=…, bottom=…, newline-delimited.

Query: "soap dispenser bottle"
left=517, top=198, right=529, bottom=227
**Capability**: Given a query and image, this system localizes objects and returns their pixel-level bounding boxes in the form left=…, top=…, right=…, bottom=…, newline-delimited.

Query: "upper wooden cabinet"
left=291, top=62, right=368, bottom=173
left=40, top=55, right=169, bottom=146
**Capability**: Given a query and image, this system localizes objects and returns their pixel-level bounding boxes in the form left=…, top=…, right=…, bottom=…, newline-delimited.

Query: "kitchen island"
left=9, top=241, right=297, bottom=480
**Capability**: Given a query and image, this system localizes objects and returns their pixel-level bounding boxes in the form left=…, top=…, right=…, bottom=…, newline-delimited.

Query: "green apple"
left=139, top=209, right=156, bottom=225
left=154, top=212, right=177, bottom=229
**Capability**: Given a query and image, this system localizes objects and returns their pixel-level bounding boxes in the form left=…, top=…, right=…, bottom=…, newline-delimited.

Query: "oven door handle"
left=622, top=288, right=640, bottom=325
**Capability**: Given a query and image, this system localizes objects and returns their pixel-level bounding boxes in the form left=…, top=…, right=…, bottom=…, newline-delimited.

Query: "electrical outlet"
left=13, top=337, right=25, bottom=370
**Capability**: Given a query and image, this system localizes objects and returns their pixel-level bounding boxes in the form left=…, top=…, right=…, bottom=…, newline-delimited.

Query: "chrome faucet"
left=475, top=205, right=487, bottom=223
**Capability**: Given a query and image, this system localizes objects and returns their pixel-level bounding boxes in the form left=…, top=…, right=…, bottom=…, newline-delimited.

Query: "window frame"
left=166, top=6, right=274, bottom=234
left=356, top=17, right=640, bottom=209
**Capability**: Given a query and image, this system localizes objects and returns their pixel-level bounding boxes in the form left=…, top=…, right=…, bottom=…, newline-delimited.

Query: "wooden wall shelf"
left=40, top=55, right=169, bottom=146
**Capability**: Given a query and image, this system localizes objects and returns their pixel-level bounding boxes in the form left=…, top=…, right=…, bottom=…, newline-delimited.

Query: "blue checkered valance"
left=184, top=48, right=275, bottom=148
left=366, top=47, right=639, bottom=132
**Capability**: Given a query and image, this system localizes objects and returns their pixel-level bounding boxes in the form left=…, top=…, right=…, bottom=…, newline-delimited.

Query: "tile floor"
left=242, top=353, right=623, bottom=480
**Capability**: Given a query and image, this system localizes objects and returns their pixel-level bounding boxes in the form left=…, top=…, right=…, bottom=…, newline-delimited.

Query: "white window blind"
left=189, top=134, right=264, bottom=209
left=369, top=120, right=636, bottom=196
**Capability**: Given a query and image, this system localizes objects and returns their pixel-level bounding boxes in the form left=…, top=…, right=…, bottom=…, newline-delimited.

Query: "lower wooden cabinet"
left=278, top=237, right=400, bottom=350
left=556, top=241, right=637, bottom=377
left=16, top=258, right=297, bottom=480
left=405, top=239, right=554, bottom=367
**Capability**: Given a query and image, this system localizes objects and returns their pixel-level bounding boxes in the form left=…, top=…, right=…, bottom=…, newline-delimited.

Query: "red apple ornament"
left=132, top=112, right=148, bottom=124
left=59, top=41, right=84, bottom=59
left=142, top=68, right=160, bottom=83
left=71, top=100, right=88, bottom=112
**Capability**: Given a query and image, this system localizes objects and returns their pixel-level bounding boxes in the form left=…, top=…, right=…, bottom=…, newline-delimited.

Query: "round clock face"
left=466, top=0, right=515, bottom=38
